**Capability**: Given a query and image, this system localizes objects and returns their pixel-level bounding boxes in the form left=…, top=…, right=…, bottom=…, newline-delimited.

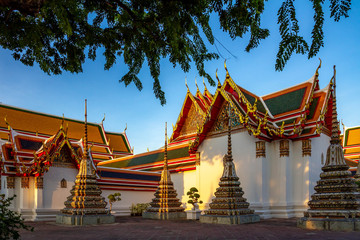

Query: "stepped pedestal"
left=200, top=109, right=259, bottom=225
left=298, top=73, right=360, bottom=231
left=142, top=123, right=186, bottom=220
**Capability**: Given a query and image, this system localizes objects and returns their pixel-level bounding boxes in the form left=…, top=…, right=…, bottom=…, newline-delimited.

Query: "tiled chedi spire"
left=204, top=105, right=256, bottom=216
left=145, top=122, right=185, bottom=213
left=61, top=99, right=108, bottom=215
left=304, top=66, right=360, bottom=219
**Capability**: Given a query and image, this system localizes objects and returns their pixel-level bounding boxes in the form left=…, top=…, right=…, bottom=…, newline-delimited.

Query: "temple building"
left=100, top=61, right=339, bottom=218
left=1, top=61, right=348, bottom=220
left=0, top=104, right=160, bottom=220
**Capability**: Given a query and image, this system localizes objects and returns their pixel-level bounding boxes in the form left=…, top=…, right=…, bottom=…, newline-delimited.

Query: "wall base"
left=142, top=211, right=186, bottom=220
left=297, top=217, right=360, bottom=231
left=56, top=214, right=115, bottom=226
left=199, top=214, right=260, bottom=225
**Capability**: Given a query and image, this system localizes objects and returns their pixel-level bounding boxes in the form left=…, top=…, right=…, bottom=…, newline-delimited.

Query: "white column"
left=270, top=140, right=293, bottom=218
left=255, top=141, right=270, bottom=218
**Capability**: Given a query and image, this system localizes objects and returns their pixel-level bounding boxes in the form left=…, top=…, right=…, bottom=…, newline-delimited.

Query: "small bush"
left=130, top=203, right=150, bottom=216
left=0, top=194, right=33, bottom=240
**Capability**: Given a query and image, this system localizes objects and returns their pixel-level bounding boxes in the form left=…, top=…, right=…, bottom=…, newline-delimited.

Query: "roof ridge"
left=0, top=103, right=101, bottom=126
left=261, top=74, right=316, bottom=98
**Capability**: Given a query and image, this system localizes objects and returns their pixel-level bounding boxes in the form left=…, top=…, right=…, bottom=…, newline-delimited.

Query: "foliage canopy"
left=187, top=187, right=203, bottom=208
left=107, top=192, right=121, bottom=211
left=0, top=0, right=352, bottom=104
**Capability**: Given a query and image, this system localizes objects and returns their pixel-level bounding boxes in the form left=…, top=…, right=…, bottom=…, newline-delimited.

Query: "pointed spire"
left=84, top=99, right=89, bottom=160
left=216, top=69, right=221, bottom=88
left=61, top=113, right=65, bottom=129
left=227, top=103, right=232, bottom=159
left=330, top=65, right=340, bottom=144
left=164, top=122, right=168, bottom=170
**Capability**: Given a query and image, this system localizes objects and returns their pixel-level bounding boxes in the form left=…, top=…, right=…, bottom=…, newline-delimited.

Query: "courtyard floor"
left=19, top=216, right=360, bottom=240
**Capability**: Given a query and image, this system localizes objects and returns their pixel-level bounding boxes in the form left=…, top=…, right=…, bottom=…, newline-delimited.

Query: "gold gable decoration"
left=210, top=102, right=241, bottom=134
left=179, top=104, right=203, bottom=136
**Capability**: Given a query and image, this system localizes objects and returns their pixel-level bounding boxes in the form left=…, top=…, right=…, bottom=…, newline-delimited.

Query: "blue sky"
left=1, top=1, right=359, bottom=154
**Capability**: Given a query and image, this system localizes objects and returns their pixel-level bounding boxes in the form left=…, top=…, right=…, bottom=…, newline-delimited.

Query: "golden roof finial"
left=4, top=116, right=10, bottom=130
left=60, top=113, right=65, bottom=129
left=124, top=123, right=127, bottom=132
left=101, top=113, right=106, bottom=125
left=315, top=58, right=322, bottom=77
left=216, top=69, right=221, bottom=88
left=224, top=60, right=229, bottom=78
left=185, top=76, right=189, bottom=92
left=202, top=77, right=208, bottom=92
left=195, top=76, right=199, bottom=93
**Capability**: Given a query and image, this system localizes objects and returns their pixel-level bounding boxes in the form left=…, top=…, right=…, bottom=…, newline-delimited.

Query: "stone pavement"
left=19, top=216, right=360, bottom=240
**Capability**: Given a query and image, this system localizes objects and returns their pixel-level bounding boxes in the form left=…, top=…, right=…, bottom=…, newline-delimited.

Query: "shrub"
left=130, top=203, right=150, bottom=216
left=187, top=187, right=203, bottom=210
left=0, top=194, right=33, bottom=240
left=107, top=193, right=121, bottom=212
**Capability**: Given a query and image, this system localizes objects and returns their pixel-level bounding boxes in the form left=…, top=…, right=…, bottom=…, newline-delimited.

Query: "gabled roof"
left=98, top=143, right=196, bottom=173
left=189, top=61, right=333, bottom=153
left=170, top=88, right=209, bottom=142
left=0, top=103, right=131, bottom=154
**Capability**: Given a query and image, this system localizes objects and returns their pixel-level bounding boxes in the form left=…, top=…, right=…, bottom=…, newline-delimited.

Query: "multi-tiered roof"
left=0, top=103, right=161, bottom=191
left=0, top=103, right=132, bottom=177
left=99, top=60, right=335, bottom=177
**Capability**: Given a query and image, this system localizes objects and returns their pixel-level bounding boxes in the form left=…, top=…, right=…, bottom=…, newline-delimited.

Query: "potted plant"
left=186, top=187, right=203, bottom=220
left=107, top=192, right=121, bottom=213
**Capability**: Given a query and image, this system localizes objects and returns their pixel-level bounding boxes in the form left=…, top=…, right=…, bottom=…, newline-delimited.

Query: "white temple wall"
left=43, top=166, right=77, bottom=209
left=193, top=130, right=327, bottom=218
left=101, top=190, right=154, bottom=216
left=291, top=140, right=309, bottom=209
left=308, top=134, right=329, bottom=194
left=171, top=170, right=196, bottom=210
left=197, top=130, right=260, bottom=210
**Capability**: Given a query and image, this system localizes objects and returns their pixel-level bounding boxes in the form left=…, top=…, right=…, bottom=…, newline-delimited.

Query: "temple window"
left=60, top=178, right=67, bottom=188
left=19, top=139, right=43, bottom=151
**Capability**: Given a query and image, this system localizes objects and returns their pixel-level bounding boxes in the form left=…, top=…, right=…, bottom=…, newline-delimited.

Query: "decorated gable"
left=179, top=103, right=203, bottom=136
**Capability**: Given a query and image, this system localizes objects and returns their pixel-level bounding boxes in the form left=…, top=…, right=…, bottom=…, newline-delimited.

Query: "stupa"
left=56, top=100, right=115, bottom=225
left=199, top=105, right=260, bottom=224
left=142, top=122, right=186, bottom=220
left=298, top=66, right=360, bottom=231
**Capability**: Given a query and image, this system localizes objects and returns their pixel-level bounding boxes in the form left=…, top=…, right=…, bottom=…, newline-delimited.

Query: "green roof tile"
left=102, top=146, right=189, bottom=169
left=264, top=87, right=306, bottom=116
